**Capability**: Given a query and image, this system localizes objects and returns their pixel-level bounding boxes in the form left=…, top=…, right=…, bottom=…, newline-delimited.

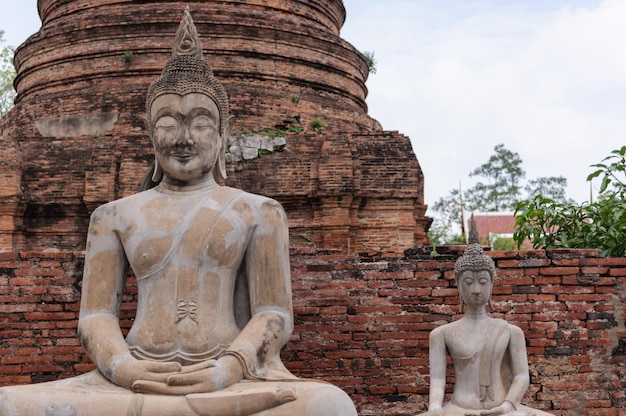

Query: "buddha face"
left=457, top=269, right=492, bottom=309
left=150, top=93, right=222, bottom=183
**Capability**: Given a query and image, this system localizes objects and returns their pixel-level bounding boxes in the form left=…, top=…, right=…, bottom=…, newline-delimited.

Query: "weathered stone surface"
left=34, top=112, right=119, bottom=138
left=226, top=134, right=287, bottom=162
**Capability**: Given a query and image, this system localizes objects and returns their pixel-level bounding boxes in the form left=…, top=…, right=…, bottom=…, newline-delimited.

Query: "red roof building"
left=466, top=212, right=531, bottom=250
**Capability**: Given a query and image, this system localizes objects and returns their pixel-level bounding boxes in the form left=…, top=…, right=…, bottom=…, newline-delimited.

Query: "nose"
left=173, top=125, right=192, bottom=146
left=471, top=281, right=481, bottom=294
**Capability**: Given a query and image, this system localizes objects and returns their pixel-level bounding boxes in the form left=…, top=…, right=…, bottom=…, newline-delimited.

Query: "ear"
left=143, top=117, right=152, bottom=136
left=216, top=115, right=234, bottom=181
left=152, top=156, right=163, bottom=182
left=455, top=277, right=463, bottom=313
left=147, top=118, right=163, bottom=183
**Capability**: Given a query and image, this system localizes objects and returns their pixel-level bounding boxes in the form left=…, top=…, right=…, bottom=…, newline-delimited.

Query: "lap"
left=0, top=371, right=356, bottom=416
left=417, top=403, right=554, bottom=416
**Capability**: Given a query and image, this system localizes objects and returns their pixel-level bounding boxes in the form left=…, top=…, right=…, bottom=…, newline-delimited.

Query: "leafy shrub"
left=310, top=118, right=325, bottom=133
left=514, top=146, right=626, bottom=257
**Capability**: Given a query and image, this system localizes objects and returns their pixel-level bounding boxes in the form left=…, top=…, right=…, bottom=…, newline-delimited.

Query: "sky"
left=1, top=0, right=625, bottom=211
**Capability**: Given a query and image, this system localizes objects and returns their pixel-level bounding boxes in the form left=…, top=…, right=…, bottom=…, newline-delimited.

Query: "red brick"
left=539, top=267, right=580, bottom=275
left=8, top=277, right=35, bottom=285
left=609, top=268, right=626, bottom=276
left=558, top=294, right=613, bottom=302
left=552, top=258, right=581, bottom=266
left=583, top=409, right=620, bottom=416
left=533, top=276, right=562, bottom=285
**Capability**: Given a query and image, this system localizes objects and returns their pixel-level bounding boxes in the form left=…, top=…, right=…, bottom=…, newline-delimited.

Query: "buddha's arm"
left=480, top=325, right=530, bottom=416
left=427, top=327, right=447, bottom=414
left=503, top=325, right=530, bottom=409
left=225, top=199, right=294, bottom=378
left=77, top=205, right=181, bottom=389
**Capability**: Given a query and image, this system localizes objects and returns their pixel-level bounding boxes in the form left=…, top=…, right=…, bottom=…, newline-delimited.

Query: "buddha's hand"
left=479, top=400, right=515, bottom=416
left=131, top=355, right=244, bottom=395
left=112, top=357, right=183, bottom=390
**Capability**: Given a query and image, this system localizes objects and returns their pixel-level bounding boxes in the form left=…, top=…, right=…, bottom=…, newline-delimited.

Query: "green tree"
left=514, top=146, right=626, bottom=257
left=468, top=143, right=525, bottom=212
left=0, top=30, right=16, bottom=118
left=525, top=176, right=570, bottom=203
left=428, top=143, right=568, bottom=245
left=428, top=187, right=465, bottom=245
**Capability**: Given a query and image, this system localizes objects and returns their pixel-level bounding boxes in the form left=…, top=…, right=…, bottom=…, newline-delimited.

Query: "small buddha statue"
left=0, top=9, right=357, bottom=416
left=420, top=229, right=554, bottom=416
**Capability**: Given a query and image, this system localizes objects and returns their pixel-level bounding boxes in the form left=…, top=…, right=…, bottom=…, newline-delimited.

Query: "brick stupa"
left=0, top=0, right=430, bottom=255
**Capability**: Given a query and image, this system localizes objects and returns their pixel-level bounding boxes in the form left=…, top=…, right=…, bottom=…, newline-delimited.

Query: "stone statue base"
left=0, top=370, right=356, bottom=416
left=418, top=402, right=554, bottom=416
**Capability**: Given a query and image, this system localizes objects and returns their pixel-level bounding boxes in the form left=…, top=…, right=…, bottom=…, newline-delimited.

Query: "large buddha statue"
left=0, top=9, right=357, bottom=416
left=420, top=231, right=553, bottom=416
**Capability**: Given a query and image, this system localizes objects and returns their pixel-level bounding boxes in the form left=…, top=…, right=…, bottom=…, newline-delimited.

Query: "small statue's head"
left=454, top=243, right=496, bottom=310
left=143, top=8, right=231, bottom=187
left=454, top=243, right=497, bottom=283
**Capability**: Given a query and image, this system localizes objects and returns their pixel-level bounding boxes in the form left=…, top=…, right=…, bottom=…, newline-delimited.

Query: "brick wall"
left=1, top=248, right=624, bottom=415
left=0, top=131, right=429, bottom=255
left=227, top=132, right=430, bottom=256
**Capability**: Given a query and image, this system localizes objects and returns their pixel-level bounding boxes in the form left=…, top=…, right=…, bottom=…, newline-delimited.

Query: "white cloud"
left=343, top=0, right=626, bottom=207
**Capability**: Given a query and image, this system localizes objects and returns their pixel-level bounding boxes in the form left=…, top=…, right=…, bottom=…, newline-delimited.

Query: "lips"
left=169, top=149, right=197, bottom=161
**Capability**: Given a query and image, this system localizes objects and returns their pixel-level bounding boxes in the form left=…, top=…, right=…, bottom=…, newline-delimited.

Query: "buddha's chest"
left=446, top=322, right=492, bottom=360
left=121, top=191, right=250, bottom=278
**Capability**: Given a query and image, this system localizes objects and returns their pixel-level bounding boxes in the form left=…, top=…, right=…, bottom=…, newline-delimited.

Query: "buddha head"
left=454, top=243, right=497, bottom=310
left=143, top=8, right=231, bottom=187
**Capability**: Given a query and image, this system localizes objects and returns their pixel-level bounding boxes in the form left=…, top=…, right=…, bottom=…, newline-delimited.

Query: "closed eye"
left=190, top=115, right=217, bottom=129
left=155, top=115, right=180, bottom=131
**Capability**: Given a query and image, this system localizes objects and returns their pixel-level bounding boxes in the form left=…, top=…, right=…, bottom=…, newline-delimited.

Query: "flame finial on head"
left=172, top=7, right=203, bottom=59
left=468, top=213, right=479, bottom=245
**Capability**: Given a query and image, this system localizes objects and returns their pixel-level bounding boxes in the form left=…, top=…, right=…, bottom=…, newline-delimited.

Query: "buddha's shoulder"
left=223, top=187, right=274, bottom=203
left=487, top=317, right=524, bottom=338
left=430, top=319, right=460, bottom=338
left=225, top=187, right=286, bottom=214
left=90, top=189, right=154, bottom=214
